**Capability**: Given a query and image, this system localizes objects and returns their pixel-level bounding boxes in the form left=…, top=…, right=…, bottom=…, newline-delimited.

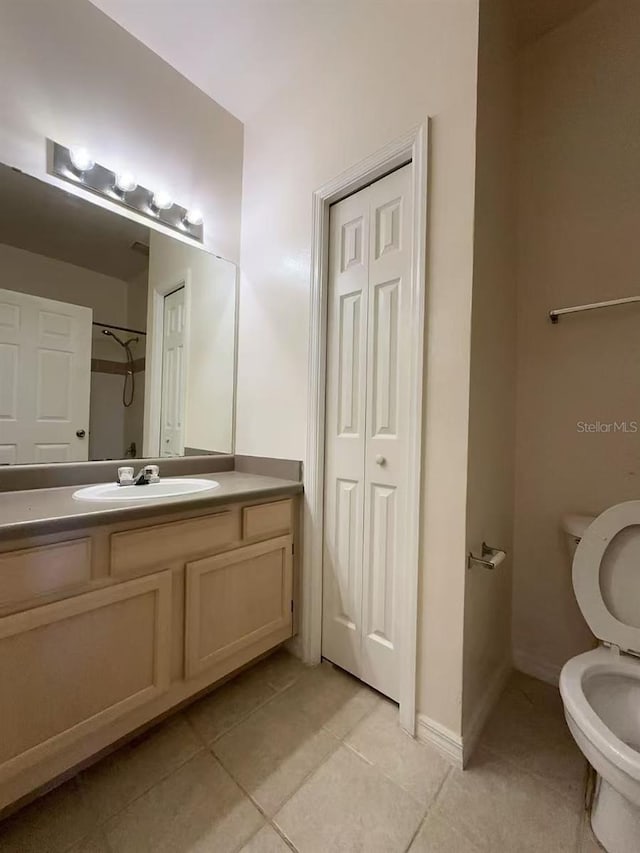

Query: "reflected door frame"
left=159, top=285, right=187, bottom=457
left=143, top=269, right=191, bottom=458
left=303, top=121, right=429, bottom=738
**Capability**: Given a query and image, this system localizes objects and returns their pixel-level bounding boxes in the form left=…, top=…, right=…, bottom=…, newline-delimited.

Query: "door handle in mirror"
left=76, top=429, right=86, bottom=438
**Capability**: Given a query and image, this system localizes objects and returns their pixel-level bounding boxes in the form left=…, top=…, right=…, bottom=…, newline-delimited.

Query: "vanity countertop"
left=0, top=471, right=303, bottom=540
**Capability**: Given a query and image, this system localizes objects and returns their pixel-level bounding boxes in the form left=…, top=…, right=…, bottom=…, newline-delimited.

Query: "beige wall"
left=513, top=0, right=640, bottom=682
left=463, top=0, right=517, bottom=737
left=0, top=243, right=129, bottom=330
left=0, top=0, right=243, bottom=263
left=127, top=270, right=149, bottom=333
left=237, top=0, right=480, bottom=733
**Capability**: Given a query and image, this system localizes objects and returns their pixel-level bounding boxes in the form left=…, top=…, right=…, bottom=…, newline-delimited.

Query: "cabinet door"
left=185, top=536, right=293, bottom=678
left=0, top=571, right=172, bottom=784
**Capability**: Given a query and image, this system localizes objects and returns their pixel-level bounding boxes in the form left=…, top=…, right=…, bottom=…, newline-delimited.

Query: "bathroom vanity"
left=0, top=469, right=302, bottom=813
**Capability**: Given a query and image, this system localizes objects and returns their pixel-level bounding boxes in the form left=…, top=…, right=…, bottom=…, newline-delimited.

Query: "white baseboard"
left=417, top=660, right=512, bottom=770
left=416, top=714, right=464, bottom=768
left=284, top=635, right=303, bottom=660
left=513, top=648, right=561, bottom=686
left=462, top=660, right=511, bottom=767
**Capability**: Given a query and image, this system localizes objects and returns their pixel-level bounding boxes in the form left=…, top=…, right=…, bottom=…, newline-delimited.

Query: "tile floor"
left=0, top=651, right=604, bottom=852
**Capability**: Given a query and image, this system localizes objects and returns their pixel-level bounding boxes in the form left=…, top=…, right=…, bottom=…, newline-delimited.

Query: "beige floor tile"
left=213, top=689, right=338, bottom=815
left=79, top=714, right=202, bottom=823
left=104, top=751, right=263, bottom=853
left=409, top=812, right=480, bottom=852
left=0, top=778, right=95, bottom=853
left=578, top=813, right=605, bottom=851
left=186, top=664, right=278, bottom=744
left=505, top=670, right=566, bottom=715
left=67, top=828, right=111, bottom=853
left=257, top=648, right=307, bottom=692
left=282, top=660, right=380, bottom=738
left=345, top=698, right=451, bottom=804
left=240, top=824, right=292, bottom=852
left=274, top=745, right=424, bottom=853
left=480, top=671, right=587, bottom=804
left=432, top=748, right=582, bottom=852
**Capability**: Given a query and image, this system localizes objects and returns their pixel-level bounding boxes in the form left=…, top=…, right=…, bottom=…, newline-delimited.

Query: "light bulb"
left=69, top=146, right=95, bottom=173
left=151, top=190, right=173, bottom=211
left=184, top=208, right=203, bottom=226
left=114, top=172, right=137, bottom=193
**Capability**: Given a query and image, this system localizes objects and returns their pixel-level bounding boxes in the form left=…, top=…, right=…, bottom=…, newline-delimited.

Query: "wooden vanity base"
left=0, top=495, right=298, bottom=813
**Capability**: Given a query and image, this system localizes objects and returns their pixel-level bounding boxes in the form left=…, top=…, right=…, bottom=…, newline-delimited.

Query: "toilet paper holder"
left=467, top=542, right=506, bottom=570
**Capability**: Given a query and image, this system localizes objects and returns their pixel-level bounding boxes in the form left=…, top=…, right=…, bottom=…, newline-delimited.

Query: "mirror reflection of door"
left=0, top=288, right=91, bottom=464
left=160, top=285, right=186, bottom=457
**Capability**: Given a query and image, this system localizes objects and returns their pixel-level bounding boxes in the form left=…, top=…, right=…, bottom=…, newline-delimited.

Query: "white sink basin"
left=72, top=478, right=220, bottom=502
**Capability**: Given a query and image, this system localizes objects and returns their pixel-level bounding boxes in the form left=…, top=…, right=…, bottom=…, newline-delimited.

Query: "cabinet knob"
left=375, top=455, right=386, bottom=466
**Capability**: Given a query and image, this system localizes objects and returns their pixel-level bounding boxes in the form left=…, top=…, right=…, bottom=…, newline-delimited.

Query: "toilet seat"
left=573, top=500, right=640, bottom=656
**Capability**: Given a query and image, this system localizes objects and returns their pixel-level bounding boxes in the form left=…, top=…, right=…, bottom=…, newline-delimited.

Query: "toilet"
left=560, top=503, right=640, bottom=853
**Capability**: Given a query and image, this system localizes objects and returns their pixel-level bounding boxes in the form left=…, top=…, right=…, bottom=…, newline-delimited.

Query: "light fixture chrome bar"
left=549, top=295, right=640, bottom=324
left=48, top=141, right=203, bottom=243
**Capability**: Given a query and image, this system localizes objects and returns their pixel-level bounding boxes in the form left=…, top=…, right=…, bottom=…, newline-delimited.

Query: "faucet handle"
left=117, top=466, right=134, bottom=486
left=145, top=465, right=160, bottom=483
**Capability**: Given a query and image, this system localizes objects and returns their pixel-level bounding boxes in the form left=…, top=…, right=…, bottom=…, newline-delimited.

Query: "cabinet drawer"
left=110, top=511, right=237, bottom=577
left=242, top=499, right=293, bottom=540
left=185, top=536, right=293, bottom=678
left=0, top=539, right=91, bottom=608
left=0, top=571, right=172, bottom=784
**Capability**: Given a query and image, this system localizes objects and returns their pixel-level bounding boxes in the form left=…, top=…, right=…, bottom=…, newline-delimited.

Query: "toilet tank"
left=562, top=513, right=597, bottom=562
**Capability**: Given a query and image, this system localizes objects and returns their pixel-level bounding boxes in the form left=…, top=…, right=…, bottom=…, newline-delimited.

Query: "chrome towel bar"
left=549, top=295, right=640, bottom=324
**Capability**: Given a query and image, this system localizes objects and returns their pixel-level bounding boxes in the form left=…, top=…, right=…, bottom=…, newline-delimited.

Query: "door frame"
left=302, top=121, right=429, bottom=734
left=143, top=269, right=191, bottom=458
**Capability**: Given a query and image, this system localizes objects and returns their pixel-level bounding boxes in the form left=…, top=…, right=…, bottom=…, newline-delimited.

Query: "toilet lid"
left=573, top=500, right=640, bottom=655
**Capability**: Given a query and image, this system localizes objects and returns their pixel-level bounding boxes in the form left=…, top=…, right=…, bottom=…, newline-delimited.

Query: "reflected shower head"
left=102, top=329, right=138, bottom=348
left=102, top=328, right=125, bottom=347
left=101, top=328, right=138, bottom=408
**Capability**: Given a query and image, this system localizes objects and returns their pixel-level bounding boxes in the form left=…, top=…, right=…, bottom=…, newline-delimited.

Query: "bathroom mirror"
left=0, top=163, right=237, bottom=464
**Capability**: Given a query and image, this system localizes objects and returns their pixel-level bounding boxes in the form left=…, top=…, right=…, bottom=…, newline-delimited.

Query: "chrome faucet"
left=134, top=465, right=160, bottom=485
left=117, top=465, right=159, bottom=486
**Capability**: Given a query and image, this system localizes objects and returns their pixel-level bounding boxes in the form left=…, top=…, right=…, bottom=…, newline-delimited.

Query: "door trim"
left=303, top=121, right=429, bottom=735
left=143, top=269, right=192, bottom=457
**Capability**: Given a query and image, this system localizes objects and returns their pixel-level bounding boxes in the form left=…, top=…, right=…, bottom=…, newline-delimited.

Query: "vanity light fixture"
left=69, top=146, right=95, bottom=173
left=48, top=140, right=204, bottom=242
left=150, top=190, right=173, bottom=212
left=184, top=208, right=204, bottom=227
left=114, top=171, right=138, bottom=194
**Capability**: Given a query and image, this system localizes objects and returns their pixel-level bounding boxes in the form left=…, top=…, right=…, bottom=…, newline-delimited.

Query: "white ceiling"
left=91, top=0, right=599, bottom=124
left=91, top=0, right=358, bottom=123
left=0, top=165, right=149, bottom=281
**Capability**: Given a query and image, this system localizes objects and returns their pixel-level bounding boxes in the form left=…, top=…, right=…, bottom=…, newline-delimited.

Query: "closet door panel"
left=361, top=164, right=413, bottom=700
left=322, top=191, right=369, bottom=678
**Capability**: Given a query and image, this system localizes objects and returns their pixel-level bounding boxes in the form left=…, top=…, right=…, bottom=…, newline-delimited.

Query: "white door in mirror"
left=160, top=287, right=187, bottom=458
left=72, top=478, right=219, bottom=501
left=0, top=288, right=92, bottom=464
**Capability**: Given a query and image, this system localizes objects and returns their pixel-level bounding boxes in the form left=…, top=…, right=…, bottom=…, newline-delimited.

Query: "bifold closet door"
left=322, top=164, right=412, bottom=701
